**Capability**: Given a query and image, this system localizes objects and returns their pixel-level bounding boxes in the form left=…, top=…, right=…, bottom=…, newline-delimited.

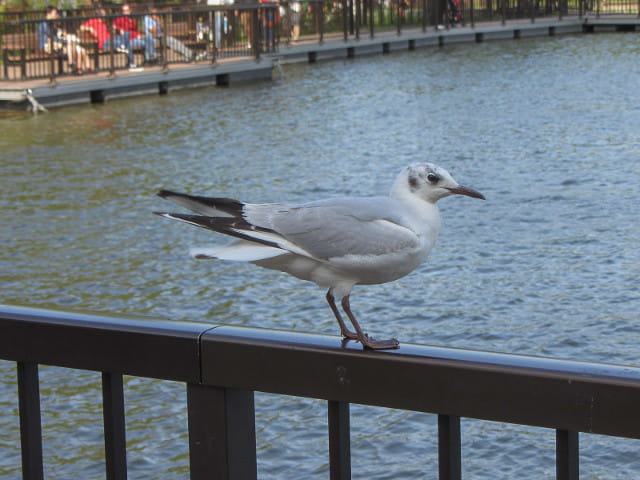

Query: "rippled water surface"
left=1, top=32, right=640, bottom=479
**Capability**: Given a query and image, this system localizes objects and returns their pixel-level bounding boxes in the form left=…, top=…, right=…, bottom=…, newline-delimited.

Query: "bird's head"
left=391, top=163, right=485, bottom=203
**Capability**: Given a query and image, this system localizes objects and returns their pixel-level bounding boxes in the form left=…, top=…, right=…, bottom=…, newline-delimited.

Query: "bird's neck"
left=391, top=192, right=440, bottom=236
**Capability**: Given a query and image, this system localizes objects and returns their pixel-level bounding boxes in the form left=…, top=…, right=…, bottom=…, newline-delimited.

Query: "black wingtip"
left=157, top=189, right=177, bottom=199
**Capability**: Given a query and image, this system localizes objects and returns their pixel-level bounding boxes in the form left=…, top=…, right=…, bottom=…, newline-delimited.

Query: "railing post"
left=102, top=372, right=127, bottom=480
left=470, top=0, right=475, bottom=27
left=342, top=0, right=349, bottom=40
left=355, top=0, right=361, bottom=39
left=438, top=414, right=461, bottom=480
left=108, top=16, right=116, bottom=78
left=253, top=9, right=261, bottom=60
left=20, top=47, right=27, bottom=80
left=556, top=430, right=579, bottom=480
left=187, top=384, right=256, bottom=480
left=17, top=361, right=44, bottom=480
left=319, top=1, right=325, bottom=44
left=48, top=24, right=56, bottom=84
left=162, top=11, right=169, bottom=72
left=328, top=401, right=351, bottom=480
left=422, top=0, right=428, bottom=31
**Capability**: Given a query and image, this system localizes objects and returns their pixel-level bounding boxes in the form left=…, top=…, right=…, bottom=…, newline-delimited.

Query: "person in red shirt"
left=114, top=3, right=157, bottom=64
left=80, top=13, right=109, bottom=48
left=114, top=4, right=140, bottom=40
left=80, top=8, right=136, bottom=67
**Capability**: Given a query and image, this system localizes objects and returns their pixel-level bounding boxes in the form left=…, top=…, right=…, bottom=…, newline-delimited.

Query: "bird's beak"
left=446, top=185, right=486, bottom=200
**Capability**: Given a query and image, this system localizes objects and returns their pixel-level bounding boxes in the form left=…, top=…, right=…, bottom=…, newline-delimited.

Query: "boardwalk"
left=0, top=15, right=636, bottom=110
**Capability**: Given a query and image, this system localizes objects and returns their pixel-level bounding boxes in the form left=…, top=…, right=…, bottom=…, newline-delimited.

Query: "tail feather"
left=190, top=242, right=286, bottom=262
left=157, top=190, right=243, bottom=217
left=156, top=191, right=316, bottom=262
left=153, top=212, right=282, bottom=248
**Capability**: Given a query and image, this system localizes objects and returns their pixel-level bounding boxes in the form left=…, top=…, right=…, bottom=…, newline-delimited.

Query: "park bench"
left=1, top=14, right=216, bottom=79
left=2, top=31, right=66, bottom=79
left=1, top=29, right=139, bottom=79
left=75, top=30, right=145, bottom=71
left=164, top=20, right=209, bottom=56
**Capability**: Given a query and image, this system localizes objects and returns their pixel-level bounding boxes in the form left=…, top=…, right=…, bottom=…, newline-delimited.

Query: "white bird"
left=155, top=163, right=484, bottom=350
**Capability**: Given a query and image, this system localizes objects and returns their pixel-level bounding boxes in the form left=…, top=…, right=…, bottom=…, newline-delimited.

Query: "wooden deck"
left=1, top=16, right=637, bottom=111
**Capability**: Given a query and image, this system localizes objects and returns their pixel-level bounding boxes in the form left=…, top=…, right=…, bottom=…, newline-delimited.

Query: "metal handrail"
left=3, top=304, right=640, bottom=479
left=0, top=6, right=275, bottom=81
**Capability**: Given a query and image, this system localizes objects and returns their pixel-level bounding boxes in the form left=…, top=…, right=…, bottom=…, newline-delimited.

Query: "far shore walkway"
left=1, top=15, right=637, bottom=111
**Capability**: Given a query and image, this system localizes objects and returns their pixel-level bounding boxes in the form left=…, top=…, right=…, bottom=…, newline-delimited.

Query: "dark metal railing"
left=2, top=2, right=639, bottom=81
left=2, top=304, right=640, bottom=479
left=0, top=5, right=277, bottom=81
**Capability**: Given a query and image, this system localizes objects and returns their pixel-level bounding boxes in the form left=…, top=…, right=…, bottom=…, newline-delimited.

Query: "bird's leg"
left=341, top=295, right=400, bottom=350
left=326, top=290, right=359, bottom=340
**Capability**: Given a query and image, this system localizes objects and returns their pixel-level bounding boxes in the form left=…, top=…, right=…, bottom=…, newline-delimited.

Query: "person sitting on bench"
left=37, top=6, right=91, bottom=74
left=114, top=3, right=158, bottom=65
left=80, top=7, right=136, bottom=69
left=144, top=7, right=203, bottom=62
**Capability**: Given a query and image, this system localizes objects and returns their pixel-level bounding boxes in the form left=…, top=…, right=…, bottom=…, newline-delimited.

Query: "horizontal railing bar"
left=200, top=325, right=640, bottom=439
left=3, top=305, right=640, bottom=440
left=204, top=325, right=640, bottom=383
left=0, top=304, right=214, bottom=382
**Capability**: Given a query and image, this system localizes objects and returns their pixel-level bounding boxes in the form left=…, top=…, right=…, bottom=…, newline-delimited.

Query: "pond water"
left=1, top=31, right=640, bottom=479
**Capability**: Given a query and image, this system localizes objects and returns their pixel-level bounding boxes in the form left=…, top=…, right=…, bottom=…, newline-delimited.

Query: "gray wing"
left=244, top=197, right=421, bottom=260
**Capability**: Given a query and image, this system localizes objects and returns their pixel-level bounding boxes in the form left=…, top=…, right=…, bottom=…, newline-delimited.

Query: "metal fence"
left=0, top=5, right=277, bottom=81
left=2, top=1, right=638, bottom=81
left=2, top=304, right=640, bottom=479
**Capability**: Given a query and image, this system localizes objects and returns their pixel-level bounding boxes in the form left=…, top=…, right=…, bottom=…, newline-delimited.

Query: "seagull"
left=155, top=163, right=484, bottom=350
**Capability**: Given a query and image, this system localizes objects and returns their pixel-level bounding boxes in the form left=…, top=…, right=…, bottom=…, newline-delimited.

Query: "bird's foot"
left=341, top=328, right=359, bottom=340
left=360, top=334, right=400, bottom=350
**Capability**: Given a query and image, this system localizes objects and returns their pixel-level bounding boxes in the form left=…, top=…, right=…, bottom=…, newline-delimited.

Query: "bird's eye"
left=427, top=173, right=439, bottom=183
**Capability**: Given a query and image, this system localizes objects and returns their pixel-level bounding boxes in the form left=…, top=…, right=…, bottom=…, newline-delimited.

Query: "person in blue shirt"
left=37, top=6, right=65, bottom=53
left=37, top=6, right=91, bottom=74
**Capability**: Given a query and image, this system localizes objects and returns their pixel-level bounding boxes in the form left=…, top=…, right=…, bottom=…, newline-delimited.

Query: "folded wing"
left=156, top=192, right=422, bottom=263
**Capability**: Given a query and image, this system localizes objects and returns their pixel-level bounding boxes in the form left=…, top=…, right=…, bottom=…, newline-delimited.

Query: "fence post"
left=187, top=384, right=256, bottom=480
left=530, top=0, right=535, bottom=22
left=470, top=0, right=475, bottom=27
left=422, top=0, right=428, bottom=31
left=328, top=401, right=351, bottom=480
left=17, top=362, right=44, bottom=480
left=355, top=0, right=361, bottom=38
left=438, top=415, right=461, bottom=480
left=320, top=1, right=326, bottom=43
left=252, top=9, right=261, bottom=60
left=48, top=26, right=56, bottom=84
left=343, top=0, right=349, bottom=40
left=556, top=430, right=579, bottom=480
left=102, top=372, right=127, bottom=480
